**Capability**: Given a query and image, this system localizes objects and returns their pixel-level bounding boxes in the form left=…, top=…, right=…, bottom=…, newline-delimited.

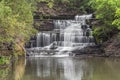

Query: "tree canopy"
left=0, top=0, right=39, bottom=55
left=0, top=0, right=36, bottom=42
left=89, top=0, right=120, bottom=42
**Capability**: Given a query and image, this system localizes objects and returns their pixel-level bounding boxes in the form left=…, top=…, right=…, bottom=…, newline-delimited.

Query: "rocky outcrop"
left=35, top=2, right=81, bottom=17
left=74, top=33, right=120, bottom=57
left=72, top=45, right=104, bottom=57
left=34, top=19, right=54, bottom=31
left=102, top=34, right=120, bottom=57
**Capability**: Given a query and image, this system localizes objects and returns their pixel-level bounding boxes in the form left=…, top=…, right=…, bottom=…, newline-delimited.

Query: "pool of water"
left=1, top=57, right=120, bottom=80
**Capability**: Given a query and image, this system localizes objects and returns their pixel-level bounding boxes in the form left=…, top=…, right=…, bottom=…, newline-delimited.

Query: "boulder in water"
left=49, top=42, right=58, bottom=49
left=72, top=45, right=104, bottom=56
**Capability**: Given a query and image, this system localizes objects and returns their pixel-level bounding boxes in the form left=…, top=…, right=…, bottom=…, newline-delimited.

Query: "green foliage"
left=47, top=1, right=54, bottom=8
left=38, top=0, right=54, bottom=8
left=90, top=0, right=120, bottom=42
left=0, top=56, right=10, bottom=65
left=113, top=8, right=120, bottom=29
left=93, top=26, right=113, bottom=43
left=0, top=0, right=38, bottom=53
left=90, top=0, right=117, bottom=22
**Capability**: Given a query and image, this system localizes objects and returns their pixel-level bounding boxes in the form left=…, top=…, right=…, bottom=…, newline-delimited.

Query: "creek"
left=1, top=57, right=120, bottom=80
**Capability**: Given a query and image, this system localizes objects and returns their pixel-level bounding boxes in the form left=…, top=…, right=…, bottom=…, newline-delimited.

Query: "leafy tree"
left=89, top=0, right=120, bottom=42
left=113, top=8, right=120, bottom=29
left=0, top=0, right=37, bottom=55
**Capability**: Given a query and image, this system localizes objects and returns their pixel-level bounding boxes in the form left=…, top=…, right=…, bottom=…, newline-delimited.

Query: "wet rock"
left=73, top=34, right=120, bottom=57
left=49, top=42, right=58, bottom=50
left=72, top=45, right=104, bottom=57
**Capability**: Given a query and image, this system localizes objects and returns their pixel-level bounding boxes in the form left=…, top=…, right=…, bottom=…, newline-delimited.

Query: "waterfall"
left=28, top=14, right=95, bottom=56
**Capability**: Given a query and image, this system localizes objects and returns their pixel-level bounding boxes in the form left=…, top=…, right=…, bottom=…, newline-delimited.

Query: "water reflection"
left=0, top=66, right=10, bottom=80
left=20, top=57, right=120, bottom=80
left=0, top=58, right=26, bottom=80
left=14, top=58, right=26, bottom=80
left=89, top=58, right=120, bottom=80
left=1, top=57, right=120, bottom=80
left=23, top=57, right=87, bottom=80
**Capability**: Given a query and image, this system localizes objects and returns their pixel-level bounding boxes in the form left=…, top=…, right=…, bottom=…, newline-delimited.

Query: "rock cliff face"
left=34, top=20, right=54, bottom=31
left=35, top=2, right=81, bottom=17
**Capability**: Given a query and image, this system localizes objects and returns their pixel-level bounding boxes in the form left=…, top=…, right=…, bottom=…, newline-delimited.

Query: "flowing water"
left=27, top=14, right=95, bottom=56
left=1, top=57, right=120, bottom=80
left=37, top=14, right=94, bottom=48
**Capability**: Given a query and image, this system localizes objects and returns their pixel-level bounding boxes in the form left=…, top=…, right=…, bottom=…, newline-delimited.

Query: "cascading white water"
left=30, top=14, right=95, bottom=57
